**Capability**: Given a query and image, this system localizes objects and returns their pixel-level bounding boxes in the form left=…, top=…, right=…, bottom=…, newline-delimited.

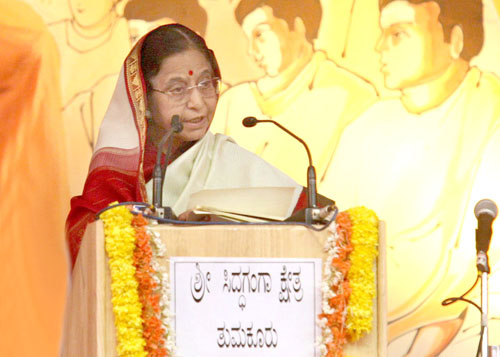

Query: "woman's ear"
left=450, top=25, right=464, bottom=59
left=145, top=109, right=152, bottom=119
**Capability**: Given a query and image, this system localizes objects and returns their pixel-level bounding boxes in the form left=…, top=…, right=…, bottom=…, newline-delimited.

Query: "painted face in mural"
left=68, top=0, right=116, bottom=28
left=376, top=0, right=455, bottom=90
left=147, top=49, right=218, bottom=143
left=242, top=6, right=298, bottom=77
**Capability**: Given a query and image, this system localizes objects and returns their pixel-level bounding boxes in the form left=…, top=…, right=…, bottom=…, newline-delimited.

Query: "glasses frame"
left=150, top=77, right=221, bottom=104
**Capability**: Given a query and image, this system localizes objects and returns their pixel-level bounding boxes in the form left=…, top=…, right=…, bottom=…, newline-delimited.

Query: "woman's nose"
left=185, top=85, right=204, bottom=108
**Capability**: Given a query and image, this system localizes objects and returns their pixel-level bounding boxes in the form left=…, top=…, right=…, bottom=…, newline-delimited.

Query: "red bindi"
left=188, top=70, right=193, bottom=76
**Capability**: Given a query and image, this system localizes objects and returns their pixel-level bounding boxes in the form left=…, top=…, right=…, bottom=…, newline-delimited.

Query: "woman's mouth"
left=183, top=116, right=204, bottom=124
left=180, top=116, right=208, bottom=130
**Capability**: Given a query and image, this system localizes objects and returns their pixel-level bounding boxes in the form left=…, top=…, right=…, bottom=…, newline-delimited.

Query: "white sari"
left=153, top=131, right=302, bottom=217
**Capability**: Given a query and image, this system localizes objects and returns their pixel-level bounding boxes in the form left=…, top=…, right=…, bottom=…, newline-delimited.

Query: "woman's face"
left=147, top=49, right=218, bottom=143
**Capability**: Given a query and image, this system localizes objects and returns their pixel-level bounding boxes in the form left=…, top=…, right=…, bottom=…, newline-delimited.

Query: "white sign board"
left=171, top=257, right=322, bottom=356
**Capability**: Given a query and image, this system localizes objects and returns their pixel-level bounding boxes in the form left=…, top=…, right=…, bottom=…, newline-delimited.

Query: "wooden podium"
left=61, top=220, right=387, bottom=356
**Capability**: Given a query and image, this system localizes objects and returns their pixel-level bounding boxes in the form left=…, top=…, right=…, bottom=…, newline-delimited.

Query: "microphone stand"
left=152, top=115, right=183, bottom=218
left=474, top=199, right=499, bottom=357
left=481, top=268, right=489, bottom=357
left=305, top=165, right=319, bottom=225
left=242, top=117, right=321, bottom=224
left=477, top=244, right=491, bottom=357
left=476, top=249, right=489, bottom=357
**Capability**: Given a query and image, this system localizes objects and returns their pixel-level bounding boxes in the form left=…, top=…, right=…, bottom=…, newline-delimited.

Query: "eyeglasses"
left=150, top=77, right=221, bottom=104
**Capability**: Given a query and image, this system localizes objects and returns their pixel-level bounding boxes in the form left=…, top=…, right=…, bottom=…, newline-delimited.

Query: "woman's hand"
left=177, top=209, right=212, bottom=222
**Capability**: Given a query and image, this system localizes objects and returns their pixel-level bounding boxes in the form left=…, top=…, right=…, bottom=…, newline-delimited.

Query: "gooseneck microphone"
left=242, top=116, right=319, bottom=224
left=152, top=115, right=183, bottom=218
left=474, top=198, right=498, bottom=273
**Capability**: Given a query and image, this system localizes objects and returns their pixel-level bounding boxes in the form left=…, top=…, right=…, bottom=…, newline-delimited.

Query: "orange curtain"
left=0, top=1, right=69, bottom=356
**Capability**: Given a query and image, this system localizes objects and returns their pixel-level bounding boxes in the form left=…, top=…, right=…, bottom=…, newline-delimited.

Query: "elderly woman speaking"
left=66, top=24, right=309, bottom=269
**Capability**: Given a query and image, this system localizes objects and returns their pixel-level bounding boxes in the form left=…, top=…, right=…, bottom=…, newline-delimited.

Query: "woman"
left=66, top=24, right=309, bottom=269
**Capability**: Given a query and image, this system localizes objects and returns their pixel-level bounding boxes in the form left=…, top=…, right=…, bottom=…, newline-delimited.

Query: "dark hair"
left=140, top=23, right=221, bottom=87
left=379, top=0, right=484, bottom=61
left=235, top=0, right=322, bottom=43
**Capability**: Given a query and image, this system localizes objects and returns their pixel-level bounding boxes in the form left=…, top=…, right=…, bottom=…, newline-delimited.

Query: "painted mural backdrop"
left=3, top=0, right=500, bottom=355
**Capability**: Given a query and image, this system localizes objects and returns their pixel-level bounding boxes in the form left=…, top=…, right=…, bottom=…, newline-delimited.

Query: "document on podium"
left=187, top=186, right=299, bottom=222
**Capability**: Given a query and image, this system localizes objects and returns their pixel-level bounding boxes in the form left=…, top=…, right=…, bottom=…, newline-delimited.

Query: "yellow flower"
left=346, top=206, right=379, bottom=342
left=101, top=204, right=147, bottom=357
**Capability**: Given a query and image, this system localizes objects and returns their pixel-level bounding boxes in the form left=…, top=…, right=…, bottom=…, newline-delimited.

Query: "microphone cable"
left=441, top=274, right=482, bottom=313
left=441, top=274, right=483, bottom=357
left=139, top=205, right=338, bottom=232
left=95, top=201, right=153, bottom=219
left=95, top=201, right=338, bottom=232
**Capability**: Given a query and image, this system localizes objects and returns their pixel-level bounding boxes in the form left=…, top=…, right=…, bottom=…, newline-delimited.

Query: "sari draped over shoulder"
left=65, top=40, right=148, bottom=268
left=65, top=32, right=304, bottom=269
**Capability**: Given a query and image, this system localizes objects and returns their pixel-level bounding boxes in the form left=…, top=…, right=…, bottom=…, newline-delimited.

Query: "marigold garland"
left=102, top=204, right=377, bottom=357
left=318, top=206, right=379, bottom=356
left=345, top=206, right=379, bottom=342
left=148, top=229, right=176, bottom=354
left=101, top=205, right=147, bottom=357
left=318, top=211, right=352, bottom=357
left=132, top=214, right=169, bottom=356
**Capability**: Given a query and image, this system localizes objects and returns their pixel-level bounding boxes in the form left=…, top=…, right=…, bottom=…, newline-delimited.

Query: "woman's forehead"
left=156, top=49, right=212, bottom=81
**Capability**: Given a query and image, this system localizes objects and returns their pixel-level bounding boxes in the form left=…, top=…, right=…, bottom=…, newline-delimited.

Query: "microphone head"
left=474, top=199, right=498, bottom=219
left=242, top=116, right=258, bottom=127
left=171, top=115, right=183, bottom=133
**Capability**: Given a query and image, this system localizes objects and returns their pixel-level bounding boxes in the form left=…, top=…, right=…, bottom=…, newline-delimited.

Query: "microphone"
left=474, top=199, right=498, bottom=273
left=242, top=116, right=319, bottom=224
left=152, top=115, right=183, bottom=218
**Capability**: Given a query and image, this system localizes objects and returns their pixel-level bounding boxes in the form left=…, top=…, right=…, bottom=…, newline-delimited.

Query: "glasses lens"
left=198, top=78, right=220, bottom=97
left=155, top=78, right=221, bottom=104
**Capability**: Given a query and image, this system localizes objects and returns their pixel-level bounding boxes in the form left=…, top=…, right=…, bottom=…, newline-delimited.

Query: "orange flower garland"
left=132, top=214, right=169, bottom=356
left=318, top=211, right=353, bottom=357
left=103, top=205, right=174, bottom=357
left=318, top=207, right=379, bottom=356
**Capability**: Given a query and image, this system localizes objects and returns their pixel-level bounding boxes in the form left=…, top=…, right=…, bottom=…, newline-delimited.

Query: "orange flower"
left=319, top=210, right=354, bottom=356
left=132, top=214, right=169, bottom=356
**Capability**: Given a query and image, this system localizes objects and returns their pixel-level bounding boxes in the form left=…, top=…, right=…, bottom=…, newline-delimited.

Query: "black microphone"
left=242, top=116, right=319, bottom=223
left=474, top=199, right=498, bottom=273
left=152, top=115, right=183, bottom=218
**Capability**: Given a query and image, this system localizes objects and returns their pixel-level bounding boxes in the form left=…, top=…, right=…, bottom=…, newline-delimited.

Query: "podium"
left=61, top=220, right=387, bottom=356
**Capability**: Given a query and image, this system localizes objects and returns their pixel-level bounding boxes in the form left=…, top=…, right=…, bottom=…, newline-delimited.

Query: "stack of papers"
left=186, top=186, right=298, bottom=222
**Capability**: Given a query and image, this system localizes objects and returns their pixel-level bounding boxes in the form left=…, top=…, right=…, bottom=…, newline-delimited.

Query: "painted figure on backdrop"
left=322, top=0, right=500, bottom=355
left=123, top=0, right=207, bottom=44
left=47, top=0, right=132, bottom=197
left=124, top=0, right=263, bottom=86
left=210, top=0, right=378, bottom=187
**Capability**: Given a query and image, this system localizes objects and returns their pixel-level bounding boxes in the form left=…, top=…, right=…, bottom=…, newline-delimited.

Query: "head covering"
left=66, top=27, right=162, bottom=268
